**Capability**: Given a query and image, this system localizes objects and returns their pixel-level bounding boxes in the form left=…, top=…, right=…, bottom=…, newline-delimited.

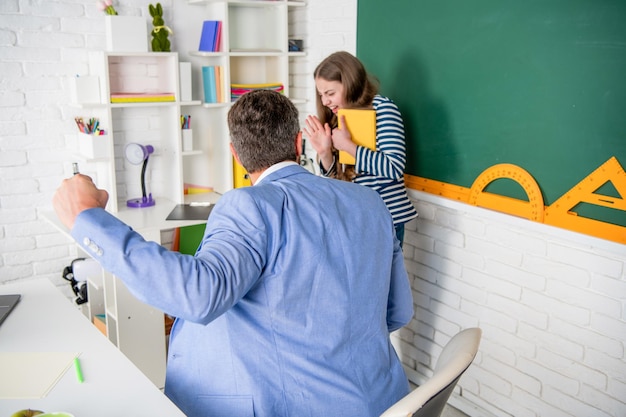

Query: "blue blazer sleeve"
left=71, top=192, right=268, bottom=324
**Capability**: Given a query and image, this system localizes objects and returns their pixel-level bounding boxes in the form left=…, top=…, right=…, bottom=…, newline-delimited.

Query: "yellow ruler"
left=405, top=156, right=626, bottom=244
left=468, top=164, right=544, bottom=222
left=544, top=156, right=626, bottom=242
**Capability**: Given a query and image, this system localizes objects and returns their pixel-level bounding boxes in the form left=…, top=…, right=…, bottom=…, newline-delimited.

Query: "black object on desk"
left=0, top=294, right=21, bottom=327
left=166, top=204, right=214, bottom=221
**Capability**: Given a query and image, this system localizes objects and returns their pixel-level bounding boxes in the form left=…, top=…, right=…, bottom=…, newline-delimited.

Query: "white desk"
left=41, top=192, right=221, bottom=388
left=42, top=194, right=221, bottom=240
left=0, top=279, right=186, bottom=417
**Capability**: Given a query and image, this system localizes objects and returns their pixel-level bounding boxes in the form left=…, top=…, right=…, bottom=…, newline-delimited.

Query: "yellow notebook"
left=110, top=92, right=175, bottom=103
left=337, top=109, right=376, bottom=165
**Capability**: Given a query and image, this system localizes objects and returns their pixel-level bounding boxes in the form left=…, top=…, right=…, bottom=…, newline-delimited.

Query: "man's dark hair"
left=228, top=90, right=300, bottom=173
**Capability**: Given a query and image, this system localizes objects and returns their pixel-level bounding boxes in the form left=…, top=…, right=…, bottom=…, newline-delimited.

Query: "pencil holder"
left=78, top=133, right=111, bottom=159
left=182, top=129, right=193, bottom=151
left=70, top=76, right=101, bottom=104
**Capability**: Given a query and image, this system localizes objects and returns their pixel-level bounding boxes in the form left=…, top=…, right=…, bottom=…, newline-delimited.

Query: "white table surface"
left=0, top=279, right=186, bottom=417
left=41, top=192, right=222, bottom=241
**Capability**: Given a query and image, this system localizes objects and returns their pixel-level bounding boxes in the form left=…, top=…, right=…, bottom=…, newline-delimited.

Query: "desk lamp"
left=125, top=143, right=156, bottom=208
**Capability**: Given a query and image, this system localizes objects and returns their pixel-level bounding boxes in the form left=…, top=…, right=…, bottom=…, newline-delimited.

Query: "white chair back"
left=380, top=328, right=482, bottom=417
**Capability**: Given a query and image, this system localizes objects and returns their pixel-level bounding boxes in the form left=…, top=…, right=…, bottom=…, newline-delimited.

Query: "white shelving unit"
left=50, top=0, right=307, bottom=388
left=58, top=50, right=219, bottom=389
left=73, top=51, right=203, bottom=212
left=186, top=0, right=307, bottom=191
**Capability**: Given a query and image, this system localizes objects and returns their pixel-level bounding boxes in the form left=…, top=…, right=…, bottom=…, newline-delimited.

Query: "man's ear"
left=230, top=143, right=243, bottom=166
left=295, top=131, right=303, bottom=160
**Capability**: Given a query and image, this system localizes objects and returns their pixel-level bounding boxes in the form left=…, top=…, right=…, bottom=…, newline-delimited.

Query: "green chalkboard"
left=357, top=0, right=626, bottom=225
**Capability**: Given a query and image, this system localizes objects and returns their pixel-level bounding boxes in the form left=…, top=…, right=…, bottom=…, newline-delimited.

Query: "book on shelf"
left=202, top=66, right=224, bottom=104
left=184, top=183, right=214, bottom=195
left=215, top=66, right=223, bottom=103
left=337, top=109, right=377, bottom=165
left=110, top=92, right=175, bottom=103
left=230, top=48, right=282, bottom=53
left=179, top=62, right=192, bottom=102
left=214, top=21, right=222, bottom=52
left=230, top=83, right=284, bottom=101
left=198, top=20, right=221, bottom=52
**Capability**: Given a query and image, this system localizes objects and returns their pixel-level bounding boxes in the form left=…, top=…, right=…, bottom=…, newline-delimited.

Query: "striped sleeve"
left=354, top=96, right=406, bottom=181
left=354, top=95, right=418, bottom=226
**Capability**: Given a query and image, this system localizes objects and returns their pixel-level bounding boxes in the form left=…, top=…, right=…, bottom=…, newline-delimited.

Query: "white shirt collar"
left=254, top=161, right=299, bottom=185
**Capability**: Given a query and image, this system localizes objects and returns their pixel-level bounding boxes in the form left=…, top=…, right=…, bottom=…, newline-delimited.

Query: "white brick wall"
left=403, top=190, right=626, bottom=417
left=1, top=1, right=625, bottom=416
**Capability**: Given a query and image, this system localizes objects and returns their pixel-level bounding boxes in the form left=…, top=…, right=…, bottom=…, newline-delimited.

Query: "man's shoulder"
left=220, top=169, right=382, bottom=205
left=323, top=175, right=384, bottom=201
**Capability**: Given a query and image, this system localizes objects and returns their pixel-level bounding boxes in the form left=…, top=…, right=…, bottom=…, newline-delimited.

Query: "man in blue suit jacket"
left=53, top=90, right=414, bottom=417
